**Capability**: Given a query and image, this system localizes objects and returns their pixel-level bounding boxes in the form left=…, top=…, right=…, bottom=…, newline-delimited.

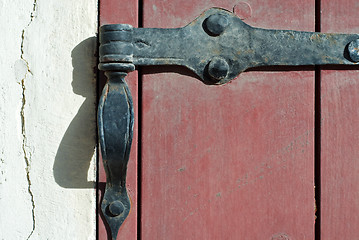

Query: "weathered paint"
left=0, top=0, right=97, bottom=239
left=321, top=1, right=359, bottom=239
left=140, top=0, right=315, bottom=239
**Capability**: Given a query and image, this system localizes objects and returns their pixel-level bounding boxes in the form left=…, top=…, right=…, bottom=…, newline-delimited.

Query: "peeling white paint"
left=0, top=0, right=98, bottom=239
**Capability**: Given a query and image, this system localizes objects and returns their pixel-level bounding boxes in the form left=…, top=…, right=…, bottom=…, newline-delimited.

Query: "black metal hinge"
left=97, top=7, right=359, bottom=240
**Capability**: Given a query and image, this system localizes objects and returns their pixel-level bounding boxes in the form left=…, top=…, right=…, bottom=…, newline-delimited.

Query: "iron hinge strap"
left=97, top=7, right=359, bottom=240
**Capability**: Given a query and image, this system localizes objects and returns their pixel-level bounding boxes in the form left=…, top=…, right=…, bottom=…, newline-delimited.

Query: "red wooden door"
left=320, top=1, right=359, bottom=239
left=140, top=1, right=315, bottom=239
left=98, top=0, right=359, bottom=239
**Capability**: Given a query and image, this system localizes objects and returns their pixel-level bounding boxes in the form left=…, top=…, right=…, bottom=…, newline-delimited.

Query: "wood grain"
left=140, top=0, right=315, bottom=239
left=321, top=1, right=359, bottom=239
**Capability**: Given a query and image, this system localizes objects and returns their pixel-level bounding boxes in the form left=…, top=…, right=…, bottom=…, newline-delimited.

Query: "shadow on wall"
left=53, top=37, right=97, bottom=188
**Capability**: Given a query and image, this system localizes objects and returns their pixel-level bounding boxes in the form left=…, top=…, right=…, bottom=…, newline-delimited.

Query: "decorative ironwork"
left=98, top=7, right=358, bottom=239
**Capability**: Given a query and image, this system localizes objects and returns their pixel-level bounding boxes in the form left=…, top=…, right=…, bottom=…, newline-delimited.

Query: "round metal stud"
left=108, top=200, right=125, bottom=216
left=205, top=14, right=230, bottom=36
left=208, top=57, right=229, bottom=82
left=348, top=39, right=359, bottom=62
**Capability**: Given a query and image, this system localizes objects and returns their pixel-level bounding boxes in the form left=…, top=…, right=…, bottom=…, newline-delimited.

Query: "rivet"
left=348, top=39, right=359, bottom=62
left=108, top=200, right=125, bottom=216
left=205, top=14, right=230, bottom=36
left=208, top=57, right=229, bottom=81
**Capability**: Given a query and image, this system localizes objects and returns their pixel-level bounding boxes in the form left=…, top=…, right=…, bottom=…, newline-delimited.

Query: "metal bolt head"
left=348, top=39, right=359, bottom=62
left=208, top=57, right=229, bottom=81
left=205, top=14, right=230, bottom=36
left=108, top=200, right=125, bottom=216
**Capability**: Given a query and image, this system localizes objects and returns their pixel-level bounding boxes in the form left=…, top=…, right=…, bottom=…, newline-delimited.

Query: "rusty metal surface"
left=100, top=7, right=359, bottom=85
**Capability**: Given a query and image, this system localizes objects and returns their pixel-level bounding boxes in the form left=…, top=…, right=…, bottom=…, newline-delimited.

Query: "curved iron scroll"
left=98, top=7, right=359, bottom=239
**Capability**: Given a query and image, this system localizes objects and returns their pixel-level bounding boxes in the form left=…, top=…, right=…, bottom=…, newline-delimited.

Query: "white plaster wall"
left=0, top=0, right=98, bottom=239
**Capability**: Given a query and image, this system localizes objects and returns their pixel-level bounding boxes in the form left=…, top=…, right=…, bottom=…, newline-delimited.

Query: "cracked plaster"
left=0, top=0, right=98, bottom=239
left=20, top=2, right=38, bottom=239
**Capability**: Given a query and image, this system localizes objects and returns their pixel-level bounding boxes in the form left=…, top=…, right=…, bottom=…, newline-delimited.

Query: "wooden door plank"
left=320, top=1, right=359, bottom=239
left=99, top=1, right=138, bottom=239
left=141, top=0, right=315, bottom=239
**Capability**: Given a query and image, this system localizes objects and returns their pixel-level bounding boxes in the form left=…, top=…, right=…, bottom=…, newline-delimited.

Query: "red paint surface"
left=99, top=0, right=138, bottom=239
left=321, top=1, right=359, bottom=239
left=98, top=1, right=359, bottom=238
left=141, top=0, right=315, bottom=239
